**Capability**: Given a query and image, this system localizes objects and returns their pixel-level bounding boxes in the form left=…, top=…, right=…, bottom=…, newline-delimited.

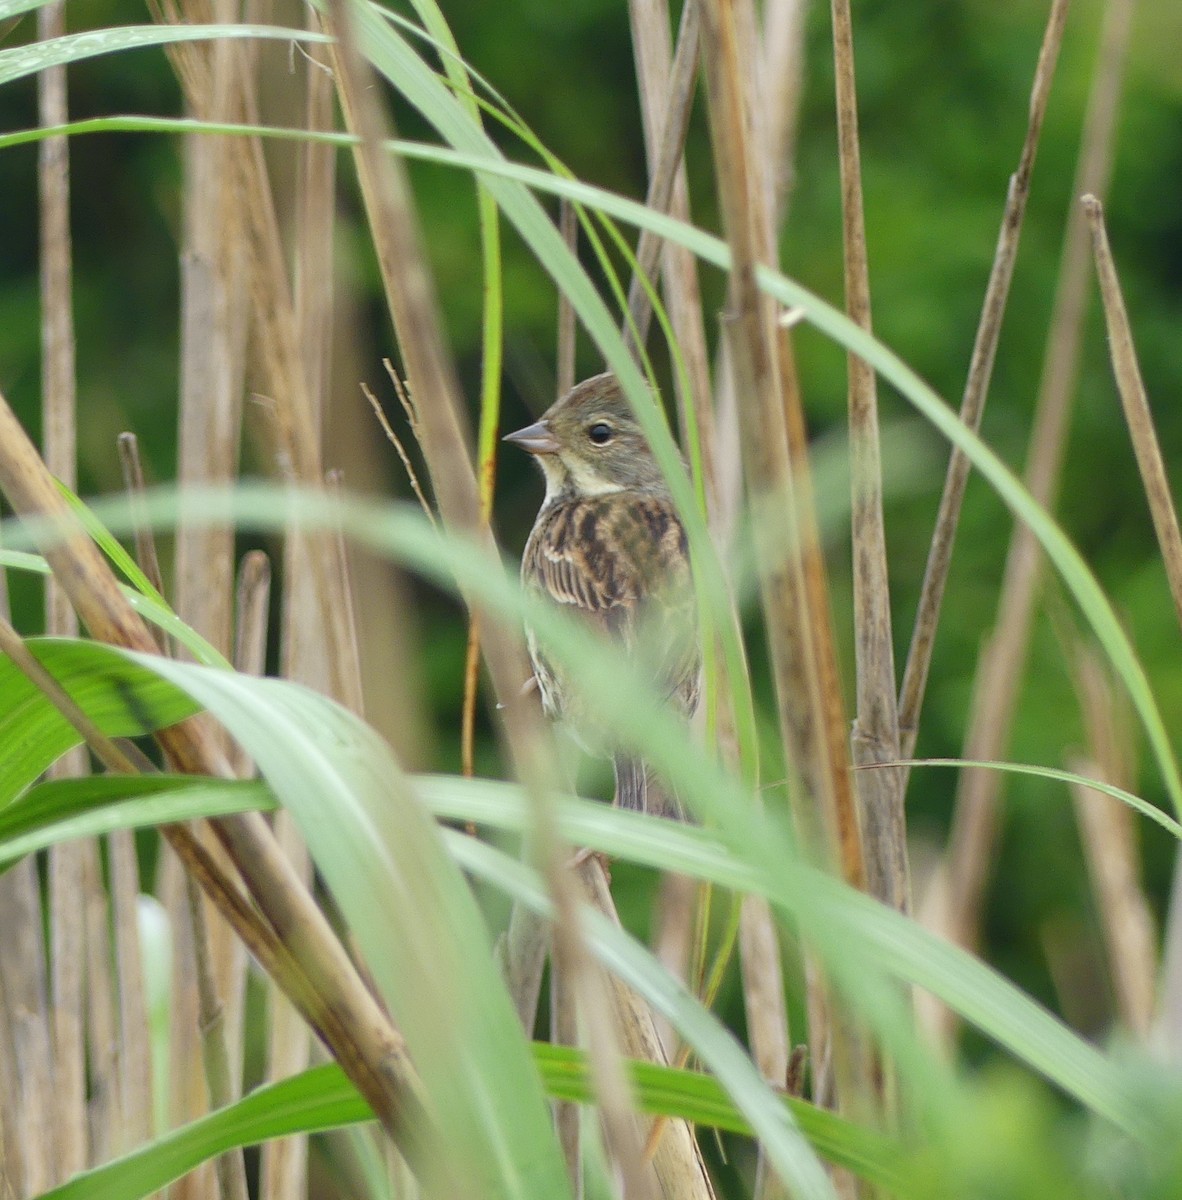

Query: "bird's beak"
left=503, top=419, right=559, bottom=455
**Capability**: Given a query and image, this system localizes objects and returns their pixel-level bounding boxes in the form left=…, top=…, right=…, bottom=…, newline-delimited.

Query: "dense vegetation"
left=0, top=1, right=1180, bottom=1197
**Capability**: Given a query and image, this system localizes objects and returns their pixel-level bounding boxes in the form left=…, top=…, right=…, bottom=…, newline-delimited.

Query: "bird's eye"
left=587, top=422, right=613, bottom=445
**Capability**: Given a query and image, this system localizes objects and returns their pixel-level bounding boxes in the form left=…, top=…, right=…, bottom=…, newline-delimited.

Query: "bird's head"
left=504, top=373, right=670, bottom=501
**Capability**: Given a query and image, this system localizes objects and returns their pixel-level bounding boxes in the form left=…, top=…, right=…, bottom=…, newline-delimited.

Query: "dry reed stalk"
left=628, top=0, right=740, bottom=1088
left=1080, top=193, right=1182, bottom=1057
left=761, top=0, right=808, bottom=224
left=741, top=890, right=793, bottom=1200
left=1068, top=659, right=1155, bottom=1038
left=625, top=0, right=716, bottom=500
left=551, top=936, right=583, bottom=1196
left=830, top=0, right=906, bottom=920
left=82, top=846, right=119, bottom=1163
left=710, top=0, right=809, bottom=542
left=111, top=431, right=164, bottom=1169
left=36, top=2, right=92, bottom=1185
left=0, top=859, right=55, bottom=1197
left=897, top=0, right=1071, bottom=778
left=187, top=867, right=251, bottom=1200
left=107, top=821, right=154, bottom=1157
left=725, top=4, right=808, bottom=1137
left=698, top=0, right=870, bottom=1147
left=261, top=38, right=338, bottom=1196
left=579, top=857, right=717, bottom=1200
left=1083, top=195, right=1182, bottom=621
left=0, top=385, right=428, bottom=1148
left=652, top=870, right=697, bottom=1056
left=557, top=200, right=579, bottom=396
left=932, top=0, right=1136, bottom=1046
left=167, top=14, right=250, bottom=1195
left=157, top=0, right=360, bottom=715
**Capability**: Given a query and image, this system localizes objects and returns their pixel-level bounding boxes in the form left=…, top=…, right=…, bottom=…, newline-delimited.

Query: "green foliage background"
left=1, top=0, right=1181, bottom=1075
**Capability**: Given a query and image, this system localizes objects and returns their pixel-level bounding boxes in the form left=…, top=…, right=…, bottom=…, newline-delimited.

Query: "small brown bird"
left=504, top=373, right=699, bottom=819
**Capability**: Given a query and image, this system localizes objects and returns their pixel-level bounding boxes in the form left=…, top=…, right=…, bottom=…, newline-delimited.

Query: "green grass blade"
left=36, top=1050, right=907, bottom=1200
left=0, top=638, right=200, bottom=807
left=101, top=646, right=571, bottom=1200
left=0, top=22, right=329, bottom=87
left=0, top=776, right=272, bottom=871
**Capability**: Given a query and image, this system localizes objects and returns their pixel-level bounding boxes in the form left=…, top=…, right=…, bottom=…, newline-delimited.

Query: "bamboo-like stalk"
left=111, top=430, right=164, bottom=1170
left=187, top=868, right=251, bottom=1200
left=697, top=0, right=871, bottom=1165
left=551, top=947, right=583, bottom=1196
left=897, top=0, right=1071, bottom=775
left=830, top=0, right=906, bottom=917
left=578, top=857, right=717, bottom=1200
left=0, top=858, right=55, bottom=1197
left=625, top=0, right=716, bottom=499
left=762, top=0, right=808, bottom=224
left=168, top=14, right=249, bottom=1195
left=933, top=0, right=1135, bottom=1037
left=557, top=200, right=579, bottom=396
left=38, top=1, right=91, bottom=1183
left=261, top=32, right=337, bottom=1198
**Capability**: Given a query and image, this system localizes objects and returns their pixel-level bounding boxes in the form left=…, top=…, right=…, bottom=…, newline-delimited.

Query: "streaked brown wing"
left=523, top=495, right=698, bottom=714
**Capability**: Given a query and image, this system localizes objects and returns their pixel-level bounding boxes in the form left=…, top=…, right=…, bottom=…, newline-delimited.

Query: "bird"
left=504, top=372, right=699, bottom=819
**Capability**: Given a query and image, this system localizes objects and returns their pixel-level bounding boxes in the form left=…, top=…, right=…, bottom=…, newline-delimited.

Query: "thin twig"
left=362, top=381, right=437, bottom=527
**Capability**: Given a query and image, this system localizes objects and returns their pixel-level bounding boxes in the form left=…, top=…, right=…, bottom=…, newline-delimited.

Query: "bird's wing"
left=525, top=496, right=698, bottom=709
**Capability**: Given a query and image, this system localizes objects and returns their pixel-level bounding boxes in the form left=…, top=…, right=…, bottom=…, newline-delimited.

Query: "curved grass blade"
left=0, top=637, right=200, bottom=807
left=36, top=1049, right=907, bottom=1200
left=0, top=22, right=329, bottom=87
left=0, top=546, right=231, bottom=667
left=426, top=773, right=1162, bottom=1146
left=91, top=644, right=571, bottom=1200
left=0, top=775, right=272, bottom=871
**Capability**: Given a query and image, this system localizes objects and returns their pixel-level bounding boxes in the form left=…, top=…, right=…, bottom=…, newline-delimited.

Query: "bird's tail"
left=613, top=755, right=684, bottom=820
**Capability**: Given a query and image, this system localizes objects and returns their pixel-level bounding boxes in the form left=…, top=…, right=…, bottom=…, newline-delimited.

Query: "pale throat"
left=538, top=454, right=625, bottom=503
